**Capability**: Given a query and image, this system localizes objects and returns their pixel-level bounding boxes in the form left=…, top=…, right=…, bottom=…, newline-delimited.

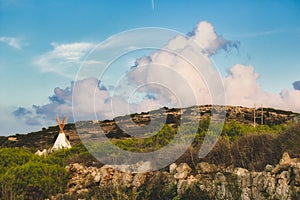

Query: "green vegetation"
left=2, top=161, right=69, bottom=199
left=0, top=147, right=84, bottom=199
left=0, top=117, right=299, bottom=199
left=108, top=117, right=289, bottom=170
left=112, top=124, right=177, bottom=152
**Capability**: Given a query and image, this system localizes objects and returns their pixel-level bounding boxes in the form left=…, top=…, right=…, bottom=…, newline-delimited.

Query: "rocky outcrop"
left=2, top=105, right=297, bottom=149
left=52, top=153, right=300, bottom=200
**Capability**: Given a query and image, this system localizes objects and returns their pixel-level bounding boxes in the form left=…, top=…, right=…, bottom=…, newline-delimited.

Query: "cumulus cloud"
left=16, top=65, right=300, bottom=127
left=0, top=36, right=22, bottom=49
left=12, top=85, right=75, bottom=126
left=0, top=106, right=41, bottom=136
left=293, top=81, right=300, bottom=90
left=13, top=21, right=300, bottom=128
left=12, top=107, right=41, bottom=126
left=188, top=21, right=239, bottom=55
left=32, top=84, right=76, bottom=122
left=72, top=77, right=112, bottom=120
left=33, top=42, right=97, bottom=78
left=12, top=107, right=32, bottom=117
left=13, top=78, right=113, bottom=126
left=224, top=64, right=300, bottom=112
left=125, top=21, right=237, bottom=109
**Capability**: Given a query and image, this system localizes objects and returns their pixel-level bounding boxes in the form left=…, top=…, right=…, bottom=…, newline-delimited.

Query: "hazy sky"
left=0, top=0, right=300, bottom=136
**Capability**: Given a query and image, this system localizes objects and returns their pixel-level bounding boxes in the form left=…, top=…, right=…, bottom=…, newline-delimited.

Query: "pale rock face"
left=55, top=153, right=300, bottom=200
left=174, top=163, right=192, bottom=180
left=174, top=170, right=189, bottom=180
left=265, top=164, right=274, bottom=172
left=176, top=163, right=192, bottom=172
left=280, top=152, right=291, bottom=164
left=104, top=161, right=153, bottom=173
left=169, top=163, right=177, bottom=174
left=132, top=173, right=147, bottom=188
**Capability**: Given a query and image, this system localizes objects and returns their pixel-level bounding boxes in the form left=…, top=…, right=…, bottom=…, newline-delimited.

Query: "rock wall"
left=51, top=153, right=300, bottom=200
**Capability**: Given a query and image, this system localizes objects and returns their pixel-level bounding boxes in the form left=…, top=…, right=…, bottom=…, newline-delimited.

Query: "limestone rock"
left=174, top=163, right=192, bottom=180
left=133, top=173, right=148, bottom=187
left=197, top=162, right=217, bottom=174
left=169, top=163, right=177, bottom=174
left=60, top=155, right=300, bottom=199
left=265, top=164, right=274, bottom=172
left=280, top=152, right=291, bottom=164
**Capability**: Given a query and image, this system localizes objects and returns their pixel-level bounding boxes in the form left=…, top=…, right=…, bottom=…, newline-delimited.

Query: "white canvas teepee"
left=51, top=116, right=71, bottom=151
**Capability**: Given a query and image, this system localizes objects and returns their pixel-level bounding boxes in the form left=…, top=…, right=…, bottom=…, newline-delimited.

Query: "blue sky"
left=0, top=0, right=300, bottom=136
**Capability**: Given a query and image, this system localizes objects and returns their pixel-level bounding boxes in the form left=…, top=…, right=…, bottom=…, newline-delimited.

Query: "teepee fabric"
left=51, top=116, right=71, bottom=151
left=51, top=132, right=71, bottom=151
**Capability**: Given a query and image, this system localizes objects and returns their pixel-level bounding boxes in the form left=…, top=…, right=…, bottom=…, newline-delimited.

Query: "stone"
left=234, top=168, right=251, bottom=188
left=265, top=164, right=274, bottom=172
left=174, top=163, right=192, bottom=180
left=234, top=168, right=249, bottom=176
left=240, top=188, right=251, bottom=200
left=177, top=179, right=189, bottom=195
left=293, top=167, right=300, bottom=186
left=186, top=175, right=198, bottom=186
left=76, top=188, right=89, bottom=195
left=93, top=174, right=101, bottom=183
left=59, top=155, right=300, bottom=199
left=174, top=171, right=189, bottom=180
left=215, top=172, right=226, bottom=183
left=169, top=163, right=177, bottom=174
left=176, top=163, right=192, bottom=174
left=122, top=173, right=133, bottom=187
left=133, top=173, right=147, bottom=187
left=111, top=171, right=123, bottom=185
left=197, top=162, right=217, bottom=174
left=280, top=152, right=291, bottom=164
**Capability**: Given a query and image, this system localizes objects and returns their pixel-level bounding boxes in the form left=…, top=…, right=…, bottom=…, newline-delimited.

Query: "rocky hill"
left=1, top=105, right=300, bottom=200
left=0, top=105, right=298, bottom=149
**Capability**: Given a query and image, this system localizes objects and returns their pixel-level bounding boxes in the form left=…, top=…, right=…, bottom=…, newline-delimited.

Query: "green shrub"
left=2, top=161, right=69, bottom=199
left=0, top=148, right=39, bottom=174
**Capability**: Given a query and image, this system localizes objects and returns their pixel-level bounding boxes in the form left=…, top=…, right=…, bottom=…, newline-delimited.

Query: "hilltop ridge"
left=0, top=105, right=298, bottom=149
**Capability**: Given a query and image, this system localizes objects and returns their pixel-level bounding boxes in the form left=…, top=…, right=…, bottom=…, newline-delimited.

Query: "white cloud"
left=33, top=42, right=97, bottom=78
left=0, top=106, right=42, bottom=136
left=190, top=21, right=227, bottom=55
left=125, top=21, right=234, bottom=109
left=18, top=21, right=239, bottom=123
left=0, top=36, right=22, bottom=49
left=224, top=64, right=300, bottom=112
left=73, top=78, right=112, bottom=120
left=13, top=21, right=300, bottom=127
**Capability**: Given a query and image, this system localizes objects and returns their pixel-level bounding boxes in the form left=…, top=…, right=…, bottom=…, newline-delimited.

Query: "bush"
left=278, top=123, right=300, bottom=158
left=201, top=137, right=232, bottom=167
left=231, top=133, right=282, bottom=171
left=201, top=133, right=282, bottom=171
left=0, top=148, right=39, bottom=174
left=0, top=147, right=72, bottom=199
left=113, top=124, right=177, bottom=153
left=2, top=161, right=69, bottom=199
